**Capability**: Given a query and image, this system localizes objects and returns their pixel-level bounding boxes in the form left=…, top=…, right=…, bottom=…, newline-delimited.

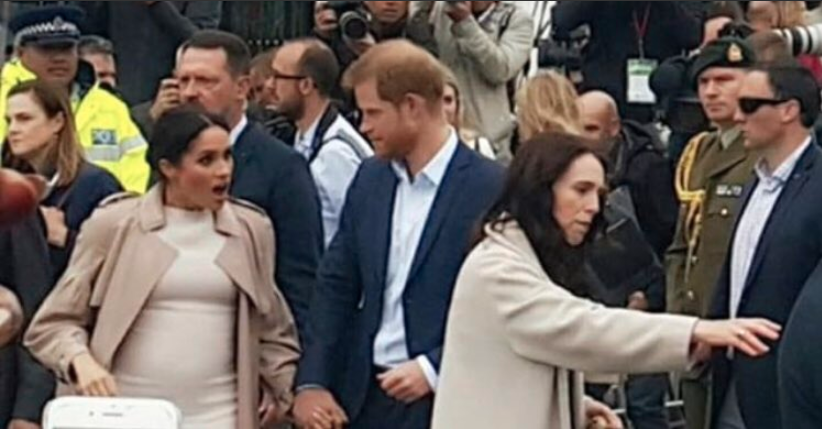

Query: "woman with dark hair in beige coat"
left=432, top=133, right=781, bottom=429
left=25, top=107, right=300, bottom=429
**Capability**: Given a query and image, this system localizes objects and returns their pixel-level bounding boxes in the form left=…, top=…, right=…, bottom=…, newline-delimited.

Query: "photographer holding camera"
left=553, top=1, right=704, bottom=125
left=313, top=1, right=438, bottom=72
left=423, top=1, right=534, bottom=165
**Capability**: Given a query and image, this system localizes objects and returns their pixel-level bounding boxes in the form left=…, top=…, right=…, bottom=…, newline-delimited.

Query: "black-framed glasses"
left=272, top=71, right=307, bottom=81
left=738, top=97, right=792, bottom=115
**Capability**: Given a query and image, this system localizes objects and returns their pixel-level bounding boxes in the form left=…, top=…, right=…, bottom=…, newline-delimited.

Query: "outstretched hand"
left=692, top=319, right=781, bottom=357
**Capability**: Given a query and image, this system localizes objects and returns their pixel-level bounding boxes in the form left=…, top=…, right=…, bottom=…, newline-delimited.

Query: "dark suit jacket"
left=231, top=123, right=323, bottom=335
left=709, top=143, right=822, bottom=429
left=780, top=261, right=822, bottom=429
left=44, top=162, right=122, bottom=281
left=0, top=215, right=55, bottom=424
left=296, top=144, right=505, bottom=419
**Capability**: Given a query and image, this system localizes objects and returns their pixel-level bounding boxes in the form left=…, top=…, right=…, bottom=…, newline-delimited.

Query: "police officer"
left=666, top=37, right=758, bottom=429
left=0, top=6, right=150, bottom=194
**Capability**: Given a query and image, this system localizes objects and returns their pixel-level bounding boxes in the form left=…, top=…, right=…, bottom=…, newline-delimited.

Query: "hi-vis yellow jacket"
left=0, top=60, right=149, bottom=193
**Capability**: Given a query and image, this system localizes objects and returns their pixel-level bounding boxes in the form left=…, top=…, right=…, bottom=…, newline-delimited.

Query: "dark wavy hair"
left=147, top=106, right=230, bottom=181
left=478, top=132, right=608, bottom=297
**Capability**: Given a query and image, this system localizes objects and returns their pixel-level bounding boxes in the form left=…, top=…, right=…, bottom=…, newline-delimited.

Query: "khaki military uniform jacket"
left=666, top=129, right=757, bottom=318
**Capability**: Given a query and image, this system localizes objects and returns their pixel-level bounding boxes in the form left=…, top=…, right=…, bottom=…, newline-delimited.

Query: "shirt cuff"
left=416, top=356, right=439, bottom=392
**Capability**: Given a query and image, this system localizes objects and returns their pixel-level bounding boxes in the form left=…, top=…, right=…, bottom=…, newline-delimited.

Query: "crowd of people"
left=1, top=1, right=822, bottom=429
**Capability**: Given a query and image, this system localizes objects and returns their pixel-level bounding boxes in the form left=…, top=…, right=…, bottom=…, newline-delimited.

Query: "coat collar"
left=138, top=185, right=243, bottom=237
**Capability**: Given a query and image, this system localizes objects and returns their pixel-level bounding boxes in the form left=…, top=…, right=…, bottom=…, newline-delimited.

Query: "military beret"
left=691, top=37, right=757, bottom=82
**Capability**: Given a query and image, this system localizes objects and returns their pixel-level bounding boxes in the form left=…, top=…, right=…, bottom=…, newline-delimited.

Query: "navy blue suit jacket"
left=231, top=122, right=324, bottom=335
left=297, top=144, right=504, bottom=419
left=779, top=261, right=822, bottom=429
left=45, top=162, right=122, bottom=281
left=709, top=143, right=822, bottom=429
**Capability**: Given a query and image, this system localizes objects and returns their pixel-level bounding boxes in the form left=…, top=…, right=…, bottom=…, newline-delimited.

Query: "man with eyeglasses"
left=666, top=37, right=758, bottom=429
left=269, top=39, right=373, bottom=248
left=708, top=63, right=822, bottom=429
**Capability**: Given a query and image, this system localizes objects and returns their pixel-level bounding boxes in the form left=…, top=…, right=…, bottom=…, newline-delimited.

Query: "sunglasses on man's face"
left=738, top=97, right=791, bottom=115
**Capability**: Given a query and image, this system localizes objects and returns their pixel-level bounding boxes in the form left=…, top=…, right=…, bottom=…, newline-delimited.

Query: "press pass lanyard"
left=633, top=5, right=652, bottom=59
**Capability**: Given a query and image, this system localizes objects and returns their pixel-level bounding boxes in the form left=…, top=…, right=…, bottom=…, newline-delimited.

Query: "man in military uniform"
left=0, top=6, right=150, bottom=193
left=666, top=37, right=759, bottom=429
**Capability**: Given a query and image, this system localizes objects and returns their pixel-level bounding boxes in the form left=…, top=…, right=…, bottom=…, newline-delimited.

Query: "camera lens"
left=340, top=11, right=369, bottom=40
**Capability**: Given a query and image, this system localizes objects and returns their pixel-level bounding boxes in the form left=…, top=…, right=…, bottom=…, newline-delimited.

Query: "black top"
left=43, top=162, right=122, bottom=281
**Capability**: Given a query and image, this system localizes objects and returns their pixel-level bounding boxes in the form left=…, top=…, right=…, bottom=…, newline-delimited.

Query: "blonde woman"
left=516, top=71, right=583, bottom=142
left=442, top=69, right=497, bottom=160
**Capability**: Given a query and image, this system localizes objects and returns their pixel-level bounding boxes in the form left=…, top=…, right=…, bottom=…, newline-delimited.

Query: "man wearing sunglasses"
left=666, top=37, right=759, bottom=429
left=709, top=63, right=822, bottom=429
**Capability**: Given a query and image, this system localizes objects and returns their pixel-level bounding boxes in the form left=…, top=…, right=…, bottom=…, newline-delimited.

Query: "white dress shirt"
left=373, top=129, right=460, bottom=390
left=730, top=138, right=811, bottom=318
left=295, top=114, right=373, bottom=247
left=229, top=115, right=249, bottom=147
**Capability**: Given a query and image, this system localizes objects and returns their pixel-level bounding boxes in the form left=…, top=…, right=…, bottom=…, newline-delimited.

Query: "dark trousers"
left=349, top=371, right=433, bottom=429
left=587, top=374, right=670, bottom=429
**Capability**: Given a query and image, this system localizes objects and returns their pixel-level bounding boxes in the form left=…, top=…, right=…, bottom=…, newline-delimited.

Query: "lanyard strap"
left=633, top=4, right=652, bottom=58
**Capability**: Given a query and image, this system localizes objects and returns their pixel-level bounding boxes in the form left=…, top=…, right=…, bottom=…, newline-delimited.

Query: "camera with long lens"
left=775, top=24, right=822, bottom=56
left=327, top=0, right=370, bottom=41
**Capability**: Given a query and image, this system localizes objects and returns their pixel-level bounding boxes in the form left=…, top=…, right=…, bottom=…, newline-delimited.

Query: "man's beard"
left=279, top=97, right=306, bottom=123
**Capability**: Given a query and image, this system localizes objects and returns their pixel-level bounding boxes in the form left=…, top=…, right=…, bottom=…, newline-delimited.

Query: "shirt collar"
left=754, top=136, right=812, bottom=188
left=229, top=115, right=249, bottom=147
left=719, top=127, right=742, bottom=150
left=295, top=114, right=323, bottom=153
left=392, top=128, right=460, bottom=186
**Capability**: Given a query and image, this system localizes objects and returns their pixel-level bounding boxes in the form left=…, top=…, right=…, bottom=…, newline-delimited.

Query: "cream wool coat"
left=25, top=187, right=300, bottom=429
left=432, top=222, right=698, bottom=429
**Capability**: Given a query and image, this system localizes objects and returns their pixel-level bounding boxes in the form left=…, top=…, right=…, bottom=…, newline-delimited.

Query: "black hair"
left=478, top=133, right=608, bottom=297
left=147, top=106, right=231, bottom=177
left=296, top=39, right=340, bottom=98
left=756, top=62, right=822, bottom=128
left=78, top=35, right=114, bottom=58
left=181, top=30, right=251, bottom=77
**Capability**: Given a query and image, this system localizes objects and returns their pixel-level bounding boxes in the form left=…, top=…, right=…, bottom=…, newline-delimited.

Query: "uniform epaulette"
left=229, top=197, right=267, bottom=216
left=98, top=192, right=139, bottom=208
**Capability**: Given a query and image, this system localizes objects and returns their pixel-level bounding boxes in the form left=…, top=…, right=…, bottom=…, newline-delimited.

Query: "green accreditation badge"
left=627, top=58, right=658, bottom=104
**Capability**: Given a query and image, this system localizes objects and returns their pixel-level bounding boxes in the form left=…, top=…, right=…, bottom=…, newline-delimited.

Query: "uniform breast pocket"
left=700, top=198, right=742, bottom=256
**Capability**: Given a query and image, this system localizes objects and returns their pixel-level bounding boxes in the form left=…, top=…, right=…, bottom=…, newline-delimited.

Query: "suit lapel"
left=742, top=145, right=820, bottom=294
left=230, top=124, right=255, bottom=189
left=370, top=165, right=399, bottom=290
left=406, top=145, right=471, bottom=283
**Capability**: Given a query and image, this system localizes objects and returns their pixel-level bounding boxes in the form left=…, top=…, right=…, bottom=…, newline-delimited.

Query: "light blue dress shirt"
left=372, top=129, right=460, bottom=390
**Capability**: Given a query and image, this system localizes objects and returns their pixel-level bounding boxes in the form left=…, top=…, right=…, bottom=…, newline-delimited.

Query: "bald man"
left=269, top=38, right=373, bottom=248
left=579, top=91, right=623, bottom=145
left=579, top=91, right=678, bottom=429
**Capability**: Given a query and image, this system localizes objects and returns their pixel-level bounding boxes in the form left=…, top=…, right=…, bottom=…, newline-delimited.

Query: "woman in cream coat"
left=25, top=107, right=300, bottom=429
left=432, top=133, right=780, bottom=429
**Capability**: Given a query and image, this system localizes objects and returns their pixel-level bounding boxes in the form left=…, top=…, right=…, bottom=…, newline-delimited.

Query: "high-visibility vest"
left=0, top=60, right=150, bottom=193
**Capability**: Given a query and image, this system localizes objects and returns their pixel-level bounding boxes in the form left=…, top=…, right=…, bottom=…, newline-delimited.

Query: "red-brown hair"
left=343, top=40, right=445, bottom=111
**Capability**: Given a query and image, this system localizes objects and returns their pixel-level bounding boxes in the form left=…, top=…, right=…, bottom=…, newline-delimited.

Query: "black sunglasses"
left=738, top=97, right=792, bottom=115
left=272, top=71, right=307, bottom=81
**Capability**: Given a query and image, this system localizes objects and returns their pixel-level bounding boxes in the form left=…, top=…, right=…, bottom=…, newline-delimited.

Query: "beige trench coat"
left=432, top=222, right=698, bottom=429
left=25, top=186, right=300, bottom=429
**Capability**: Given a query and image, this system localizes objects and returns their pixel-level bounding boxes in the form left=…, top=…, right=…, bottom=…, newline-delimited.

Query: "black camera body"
left=650, top=55, right=710, bottom=135
left=327, top=0, right=371, bottom=41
